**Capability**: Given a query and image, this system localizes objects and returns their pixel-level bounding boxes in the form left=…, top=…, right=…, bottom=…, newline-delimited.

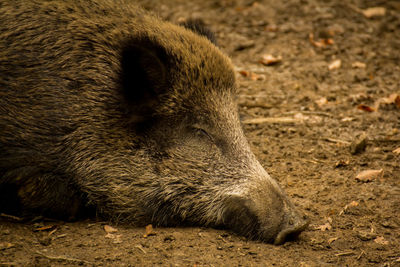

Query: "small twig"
left=370, top=139, right=400, bottom=143
left=238, top=102, right=273, bottom=109
left=357, top=250, right=365, bottom=260
left=0, top=262, right=17, bottom=266
left=53, top=234, right=67, bottom=240
left=135, top=245, right=147, bottom=254
left=0, top=213, right=23, bottom=222
left=35, top=250, right=92, bottom=264
left=282, top=111, right=332, bottom=117
left=335, top=251, right=355, bottom=257
left=324, top=138, right=351, bottom=145
left=304, top=159, right=323, bottom=164
left=242, top=117, right=300, bottom=124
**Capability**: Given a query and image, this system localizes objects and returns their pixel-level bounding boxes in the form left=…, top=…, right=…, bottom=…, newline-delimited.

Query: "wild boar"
left=0, top=0, right=307, bottom=244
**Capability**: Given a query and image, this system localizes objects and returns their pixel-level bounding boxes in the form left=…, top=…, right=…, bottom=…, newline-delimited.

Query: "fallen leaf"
left=238, top=70, right=265, bottom=81
left=334, top=159, right=349, bottom=168
left=105, top=233, right=114, bottom=238
left=316, top=222, right=332, bottom=231
left=374, top=236, right=389, bottom=245
left=143, top=224, right=156, bottom=238
left=238, top=70, right=250, bottom=77
left=309, top=33, right=334, bottom=48
left=355, top=169, right=384, bottom=182
left=328, top=59, right=341, bottom=70
left=339, top=201, right=359, bottom=215
left=315, top=97, right=328, bottom=108
left=105, top=233, right=123, bottom=243
left=341, top=117, right=355, bottom=122
left=265, top=24, right=278, bottom=32
left=380, top=93, right=400, bottom=108
left=349, top=201, right=359, bottom=207
left=393, top=147, right=400, bottom=154
left=259, top=54, right=282, bottom=66
left=357, top=104, right=375, bottom=112
left=352, top=61, right=366, bottom=68
left=250, top=72, right=266, bottom=81
left=362, top=7, right=386, bottom=18
left=357, top=230, right=377, bottom=241
left=104, top=225, right=118, bottom=233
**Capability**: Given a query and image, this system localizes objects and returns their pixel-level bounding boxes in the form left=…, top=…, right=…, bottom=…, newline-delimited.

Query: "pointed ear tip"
left=179, top=18, right=217, bottom=45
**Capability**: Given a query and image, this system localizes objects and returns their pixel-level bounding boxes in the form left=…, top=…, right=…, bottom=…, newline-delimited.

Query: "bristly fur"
left=0, top=0, right=307, bottom=243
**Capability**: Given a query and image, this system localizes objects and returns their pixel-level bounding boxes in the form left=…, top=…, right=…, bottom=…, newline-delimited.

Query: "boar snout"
left=273, top=206, right=309, bottom=245
left=222, top=187, right=308, bottom=244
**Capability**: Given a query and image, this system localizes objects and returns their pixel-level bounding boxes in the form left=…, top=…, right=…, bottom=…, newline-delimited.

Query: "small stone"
left=350, top=132, right=367, bottom=154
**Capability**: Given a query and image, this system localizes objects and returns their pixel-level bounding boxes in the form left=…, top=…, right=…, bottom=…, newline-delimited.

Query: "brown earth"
left=1, top=0, right=399, bottom=266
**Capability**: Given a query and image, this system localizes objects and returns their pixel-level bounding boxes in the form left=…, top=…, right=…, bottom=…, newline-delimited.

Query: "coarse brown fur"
left=0, top=0, right=307, bottom=243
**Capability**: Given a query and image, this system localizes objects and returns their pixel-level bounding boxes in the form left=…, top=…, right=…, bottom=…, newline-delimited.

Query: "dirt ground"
left=1, top=0, right=399, bottom=266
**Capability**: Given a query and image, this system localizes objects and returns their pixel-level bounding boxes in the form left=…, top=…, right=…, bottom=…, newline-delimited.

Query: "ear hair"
left=180, top=18, right=217, bottom=45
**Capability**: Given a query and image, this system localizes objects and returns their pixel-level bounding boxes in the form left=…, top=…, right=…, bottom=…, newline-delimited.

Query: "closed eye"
left=193, top=127, right=213, bottom=142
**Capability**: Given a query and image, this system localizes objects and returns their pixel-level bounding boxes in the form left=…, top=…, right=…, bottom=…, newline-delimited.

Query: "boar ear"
left=120, top=39, right=170, bottom=120
left=180, top=18, right=217, bottom=45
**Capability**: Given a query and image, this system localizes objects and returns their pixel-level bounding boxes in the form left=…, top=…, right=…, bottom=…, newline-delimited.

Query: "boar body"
left=0, top=0, right=307, bottom=244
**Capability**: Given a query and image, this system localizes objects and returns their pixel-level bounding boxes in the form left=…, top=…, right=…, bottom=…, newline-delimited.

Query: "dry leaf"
left=104, top=225, right=118, bottom=233
left=143, top=224, right=156, bottom=237
left=250, top=72, right=266, bottom=81
left=349, top=201, right=359, bottom=207
left=355, top=169, right=383, bottom=182
left=315, top=97, right=328, bottom=108
left=374, top=236, right=389, bottom=245
left=341, top=117, right=355, bottom=122
left=309, top=33, right=334, bottom=48
left=357, top=230, right=377, bottom=241
left=334, top=159, right=349, bottom=168
left=357, top=104, right=375, bottom=112
left=265, top=24, right=278, bottom=32
left=393, top=147, right=400, bottom=154
left=380, top=93, right=400, bottom=108
left=339, top=201, right=359, bottom=215
left=238, top=70, right=250, bottom=77
left=259, top=54, right=282, bottom=66
left=316, top=222, right=332, bottom=231
left=105, top=233, right=122, bottom=243
left=362, top=7, right=386, bottom=18
left=328, top=59, right=341, bottom=70
left=352, top=61, right=366, bottom=68
left=238, top=70, right=265, bottom=81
